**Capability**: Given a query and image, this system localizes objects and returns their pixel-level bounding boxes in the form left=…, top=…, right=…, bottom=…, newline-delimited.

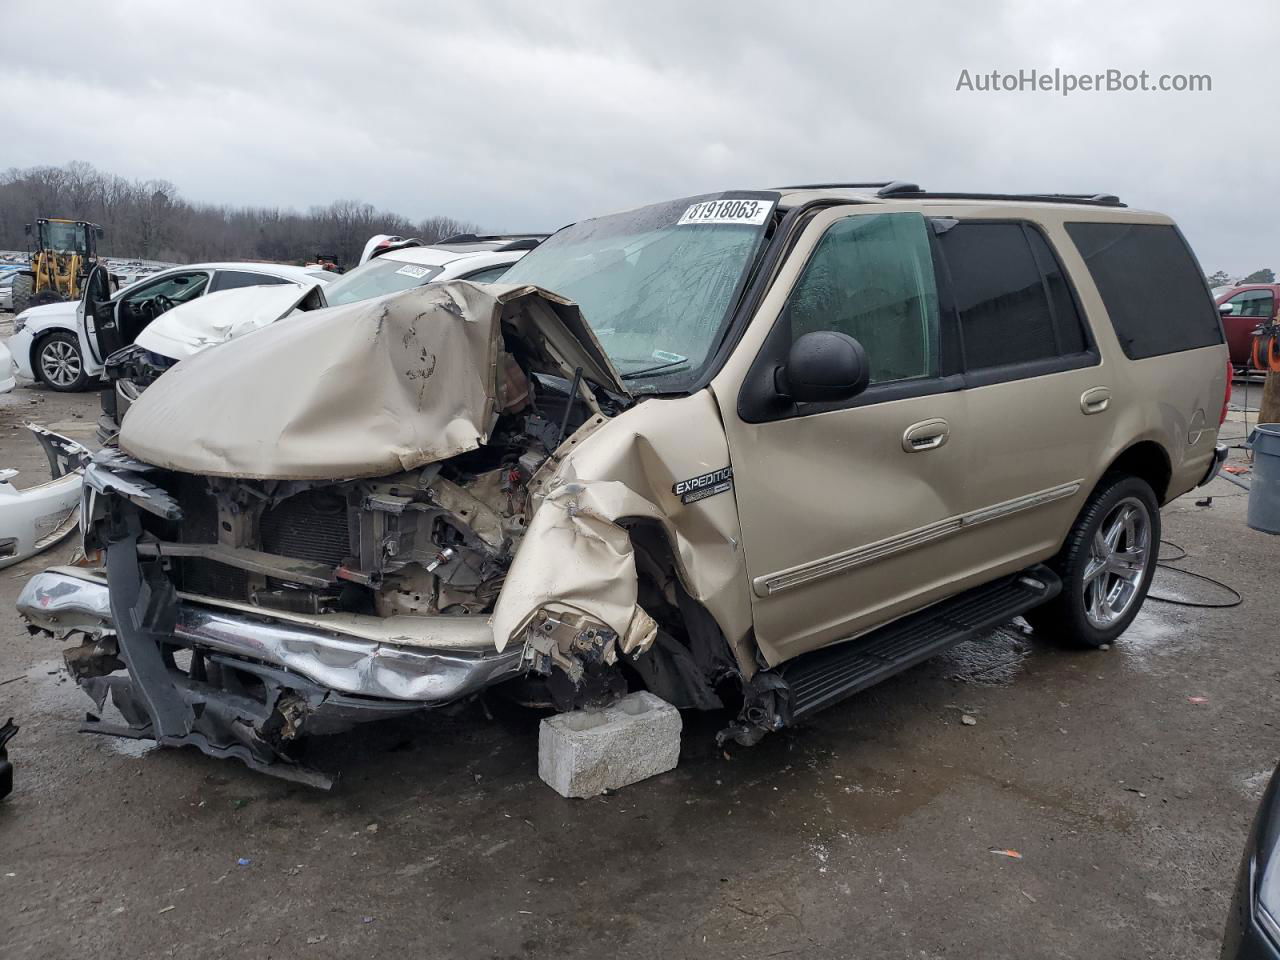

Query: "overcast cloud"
left=2, top=0, right=1272, bottom=272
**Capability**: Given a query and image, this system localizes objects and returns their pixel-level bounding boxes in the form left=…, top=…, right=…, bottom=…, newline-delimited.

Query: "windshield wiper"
left=620, top=357, right=689, bottom=380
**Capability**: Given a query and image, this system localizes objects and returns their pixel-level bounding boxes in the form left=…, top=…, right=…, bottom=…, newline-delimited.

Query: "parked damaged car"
left=18, top=186, right=1229, bottom=786
left=97, top=234, right=540, bottom=439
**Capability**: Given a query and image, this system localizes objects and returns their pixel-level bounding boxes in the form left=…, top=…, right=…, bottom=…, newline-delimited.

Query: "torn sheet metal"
left=119, top=281, right=629, bottom=481
left=0, top=426, right=90, bottom=570
left=491, top=474, right=662, bottom=655
left=491, top=390, right=757, bottom=677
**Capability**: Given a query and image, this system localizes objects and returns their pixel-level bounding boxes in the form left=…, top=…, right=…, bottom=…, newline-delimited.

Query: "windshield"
left=321, top=257, right=443, bottom=306
left=499, top=192, right=777, bottom=392
left=41, top=221, right=87, bottom=254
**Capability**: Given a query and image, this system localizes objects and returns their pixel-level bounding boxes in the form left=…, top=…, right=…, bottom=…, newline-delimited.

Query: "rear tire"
left=34, top=331, right=91, bottom=392
left=10, top=273, right=32, bottom=315
left=1026, top=474, right=1160, bottom=647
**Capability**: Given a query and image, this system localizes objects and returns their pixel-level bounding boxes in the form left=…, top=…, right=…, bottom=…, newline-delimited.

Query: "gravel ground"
left=0, top=377, right=1274, bottom=960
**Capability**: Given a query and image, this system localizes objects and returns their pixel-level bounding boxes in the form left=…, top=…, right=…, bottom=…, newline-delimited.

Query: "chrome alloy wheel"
left=1082, top=496, right=1152, bottom=628
left=39, top=338, right=82, bottom=387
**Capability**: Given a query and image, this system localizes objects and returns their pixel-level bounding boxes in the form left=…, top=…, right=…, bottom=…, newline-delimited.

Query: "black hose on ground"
left=1147, top=539, right=1243, bottom=608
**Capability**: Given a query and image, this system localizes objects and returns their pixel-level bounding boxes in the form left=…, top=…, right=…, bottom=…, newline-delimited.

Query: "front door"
left=713, top=207, right=1106, bottom=666
left=81, top=265, right=117, bottom=363
left=1220, top=287, right=1275, bottom=368
left=86, top=269, right=211, bottom=364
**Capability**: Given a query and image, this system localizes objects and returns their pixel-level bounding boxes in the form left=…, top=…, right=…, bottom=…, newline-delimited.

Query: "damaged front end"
left=19, top=282, right=722, bottom=785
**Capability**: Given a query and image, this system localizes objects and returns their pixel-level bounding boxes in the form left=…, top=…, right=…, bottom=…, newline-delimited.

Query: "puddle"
left=941, top=626, right=1032, bottom=685
left=1112, top=610, right=1195, bottom=673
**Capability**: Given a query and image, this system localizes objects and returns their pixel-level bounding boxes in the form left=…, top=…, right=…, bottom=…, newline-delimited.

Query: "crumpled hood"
left=118, top=281, right=629, bottom=480
left=134, top=282, right=320, bottom=361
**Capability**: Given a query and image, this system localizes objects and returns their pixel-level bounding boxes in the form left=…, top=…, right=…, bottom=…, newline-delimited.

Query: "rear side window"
left=210, top=270, right=292, bottom=293
left=1065, top=222, right=1223, bottom=359
left=787, top=213, right=940, bottom=384
left=463, top=264, right=512, bottom=283
left=936, top=222, right=1090, bottom=371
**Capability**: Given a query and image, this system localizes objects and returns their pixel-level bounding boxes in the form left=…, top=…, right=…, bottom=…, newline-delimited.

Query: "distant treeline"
left=0, top=161, right=485, bottom=267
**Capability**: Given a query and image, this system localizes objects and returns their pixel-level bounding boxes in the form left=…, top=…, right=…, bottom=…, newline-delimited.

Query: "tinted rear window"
left=1065, top=222, right=1222, bottom=360
left=210, top=270, right=291, bottom=293
left=938, top=222, right=1063, bottom=370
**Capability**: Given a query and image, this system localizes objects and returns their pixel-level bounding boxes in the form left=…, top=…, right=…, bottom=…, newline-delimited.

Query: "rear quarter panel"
left=1043, top=212, right=1228, bottom=506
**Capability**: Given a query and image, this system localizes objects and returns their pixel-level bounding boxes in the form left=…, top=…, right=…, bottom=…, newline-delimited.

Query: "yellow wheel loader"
left=11, top=218, right=104, bottom=315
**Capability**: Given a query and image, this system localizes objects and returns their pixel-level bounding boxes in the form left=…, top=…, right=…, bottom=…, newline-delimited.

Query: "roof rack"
left=879, top=188, right=1126, bottom=208
left=776, top=182, right=1125, bottom=207
left=776, top=181, right=898, bottom=190
left=438, top=232, right=551, bottom=245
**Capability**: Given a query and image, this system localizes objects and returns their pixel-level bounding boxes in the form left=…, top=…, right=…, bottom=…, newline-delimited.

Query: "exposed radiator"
left=259, top=489, right=352, bottom=567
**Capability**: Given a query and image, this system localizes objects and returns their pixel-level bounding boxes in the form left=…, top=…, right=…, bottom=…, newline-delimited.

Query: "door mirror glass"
left=777, top=331, right=870, bottom=403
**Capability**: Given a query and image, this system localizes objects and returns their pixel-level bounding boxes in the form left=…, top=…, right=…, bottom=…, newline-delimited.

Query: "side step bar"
left=780, top=565, right=1061, bottom=723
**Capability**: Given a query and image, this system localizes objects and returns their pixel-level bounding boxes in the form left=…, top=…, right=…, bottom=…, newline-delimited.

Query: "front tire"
left=1027, top=475, right=1160, bottom=647
left=10, top=273, right=32, bottom=315
left=34, top=331, right=91, bottom=392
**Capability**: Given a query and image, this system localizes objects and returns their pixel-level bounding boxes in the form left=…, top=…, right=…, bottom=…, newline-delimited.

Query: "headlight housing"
left=13, top=314, right=28, bottom=333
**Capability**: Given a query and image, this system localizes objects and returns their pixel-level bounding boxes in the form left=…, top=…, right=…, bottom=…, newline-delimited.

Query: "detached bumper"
left=1200, top=443, right=1230, bottom=486
left=18, top=568, right=523, bottom=787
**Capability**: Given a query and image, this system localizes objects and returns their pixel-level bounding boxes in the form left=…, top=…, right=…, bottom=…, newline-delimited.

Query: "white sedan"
left=0, top=339, right=15, bottom=393
left=6, top=261, right=334, bottom=391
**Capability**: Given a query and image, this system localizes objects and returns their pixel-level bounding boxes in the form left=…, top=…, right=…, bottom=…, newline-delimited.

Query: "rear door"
left=714, top=209, right=1105, bottom=666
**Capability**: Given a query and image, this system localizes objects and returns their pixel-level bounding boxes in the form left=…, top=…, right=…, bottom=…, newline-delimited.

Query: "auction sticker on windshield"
left=677, top=198, right=774, bottom=226
left=395, top=264, right=432, bottom=278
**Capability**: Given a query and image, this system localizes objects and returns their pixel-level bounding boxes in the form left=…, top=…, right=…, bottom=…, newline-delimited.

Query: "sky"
left=1, top=0, right=1274, bottom=274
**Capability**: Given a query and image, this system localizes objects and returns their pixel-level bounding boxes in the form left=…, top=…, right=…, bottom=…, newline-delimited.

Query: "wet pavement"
left=0, top=380, right=1276, bottom=959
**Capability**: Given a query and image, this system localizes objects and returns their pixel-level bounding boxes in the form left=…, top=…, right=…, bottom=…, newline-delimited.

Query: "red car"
left=1216, top=284, right=1278, bottom=369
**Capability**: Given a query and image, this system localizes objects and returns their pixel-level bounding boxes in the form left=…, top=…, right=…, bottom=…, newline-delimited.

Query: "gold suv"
left=20, top=183, right=1231, bottom=783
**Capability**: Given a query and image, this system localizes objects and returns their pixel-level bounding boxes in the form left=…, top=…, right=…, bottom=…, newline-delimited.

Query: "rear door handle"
left=1080, top=387, right=1111, bottom=415
left=902, top=418, right=950, bottom=452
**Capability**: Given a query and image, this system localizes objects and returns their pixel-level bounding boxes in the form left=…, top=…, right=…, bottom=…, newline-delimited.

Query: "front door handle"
left=902, top=418, right=950, bottom=452
left=1080, top=387, right=1111, bottom=415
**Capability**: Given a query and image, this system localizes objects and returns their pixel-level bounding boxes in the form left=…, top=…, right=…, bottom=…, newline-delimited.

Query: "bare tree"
left=0, top=161, right=488, bottom=267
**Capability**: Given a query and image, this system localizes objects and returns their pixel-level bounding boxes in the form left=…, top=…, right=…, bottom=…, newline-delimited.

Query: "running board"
left=780, top=565, right=1061, bottom=723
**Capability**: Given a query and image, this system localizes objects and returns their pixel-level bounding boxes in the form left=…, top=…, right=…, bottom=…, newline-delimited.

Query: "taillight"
left=1220, top=359, right=1232, bottom=425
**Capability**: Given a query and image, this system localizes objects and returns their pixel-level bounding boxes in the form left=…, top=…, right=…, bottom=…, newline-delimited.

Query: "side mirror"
left=775, top=331, right=870, bottom=404
left=1219, top=302, right=1235, bottom=315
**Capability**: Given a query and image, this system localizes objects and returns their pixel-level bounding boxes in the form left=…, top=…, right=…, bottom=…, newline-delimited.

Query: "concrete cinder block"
left=538, top=691, right=682, bottom=798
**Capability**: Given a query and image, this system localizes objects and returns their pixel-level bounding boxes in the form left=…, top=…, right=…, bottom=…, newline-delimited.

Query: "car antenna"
left=554, top=367, right=584, bottom=448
